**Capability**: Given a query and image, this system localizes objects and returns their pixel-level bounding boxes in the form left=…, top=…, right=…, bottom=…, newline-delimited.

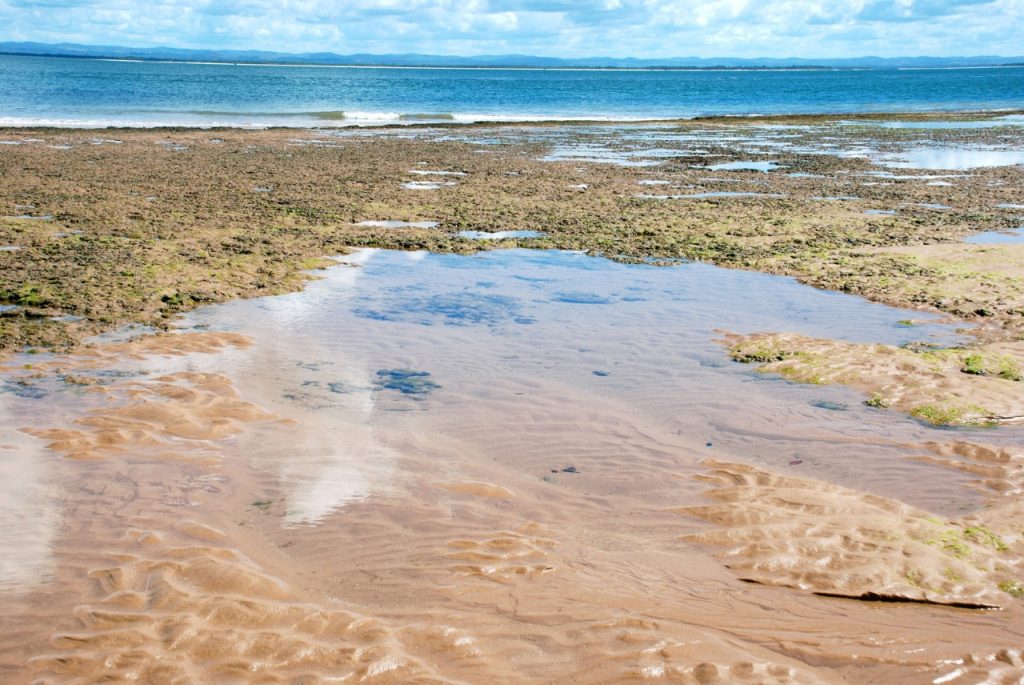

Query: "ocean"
left=1, top=53, right=1023, bottom=127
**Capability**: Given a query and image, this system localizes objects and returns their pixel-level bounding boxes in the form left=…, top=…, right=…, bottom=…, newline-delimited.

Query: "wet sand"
left=727, top=331, right=1024, bottom=426
left=2, top=328, right=1022, bottom=684
left=2, top=247, right=1024, bottom=683
left=2, top=114, right=1024, bottom=683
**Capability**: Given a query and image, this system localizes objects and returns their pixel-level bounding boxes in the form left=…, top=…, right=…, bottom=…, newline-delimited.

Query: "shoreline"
left=2, top=108, right=1023, bottom=131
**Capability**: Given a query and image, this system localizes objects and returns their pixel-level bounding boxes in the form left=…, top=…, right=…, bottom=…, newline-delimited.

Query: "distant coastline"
left=2, top=41, right=1022, bottom=71
left=0, top=52, right=864, bottom=71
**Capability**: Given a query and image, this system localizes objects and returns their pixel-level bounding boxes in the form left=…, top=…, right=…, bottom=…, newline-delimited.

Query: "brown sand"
left=2, top=330, right=1024, bottom=684
left=913, top=440, right=1024, bottom=496
left=726, top=332, right=1024, bottom=425
left=681, top=459, right=1021, bottom=608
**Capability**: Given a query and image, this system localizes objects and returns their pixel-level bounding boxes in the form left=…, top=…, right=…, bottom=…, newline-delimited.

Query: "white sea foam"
left=0, top=110, right=677, bottom=130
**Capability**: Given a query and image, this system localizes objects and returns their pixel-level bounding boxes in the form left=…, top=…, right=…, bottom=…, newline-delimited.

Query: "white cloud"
left=0, top=0, right=1021, bottom=57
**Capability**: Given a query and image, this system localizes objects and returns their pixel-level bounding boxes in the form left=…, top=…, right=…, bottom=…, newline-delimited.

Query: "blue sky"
left=1, top=0, right=1022, bottom=58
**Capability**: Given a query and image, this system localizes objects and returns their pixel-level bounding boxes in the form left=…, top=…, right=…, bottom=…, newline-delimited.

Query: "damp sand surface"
left=4, top=249, right=1024, bottom=684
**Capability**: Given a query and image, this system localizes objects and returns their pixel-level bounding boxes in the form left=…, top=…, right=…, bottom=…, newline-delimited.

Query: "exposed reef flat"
left=2, top=111, right=1024, bottom=427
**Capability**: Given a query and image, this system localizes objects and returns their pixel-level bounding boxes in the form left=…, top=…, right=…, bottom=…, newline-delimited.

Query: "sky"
left=1, top=0, right=1022, bottom=59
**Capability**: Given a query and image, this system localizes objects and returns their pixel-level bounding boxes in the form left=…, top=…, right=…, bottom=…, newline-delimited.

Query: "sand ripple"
left=447, top=524, right=557, bottom=584
left=680, top=459, right=1024, bottom=608
left=726, top=332, right=1024, bottom=426
left=915, top=439, right=1024, bottom=496
left=31, top=524, right=449, bottom=684
left=572, top=617, right=829, bottom=684
left=6, top=329, right=1023, bottom=683
left=24, top=371, right=275, bottom=462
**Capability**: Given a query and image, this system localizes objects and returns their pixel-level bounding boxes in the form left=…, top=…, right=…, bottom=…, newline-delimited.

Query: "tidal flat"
left=4, top=114, right=1024, bottom=424
left=2, top=112, right=1024, bottom=683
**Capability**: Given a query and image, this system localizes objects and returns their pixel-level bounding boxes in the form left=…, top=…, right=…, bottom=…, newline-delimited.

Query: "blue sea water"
left=1, top=53, right=1023, bottom=127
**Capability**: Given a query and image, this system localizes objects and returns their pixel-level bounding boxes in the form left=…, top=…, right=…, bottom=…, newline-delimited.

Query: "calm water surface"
left=2, top=54, right=1024, bottom=126
left=153, top=249, right=1011, bottom=528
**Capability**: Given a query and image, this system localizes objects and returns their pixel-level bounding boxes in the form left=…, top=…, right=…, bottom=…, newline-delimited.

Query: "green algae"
left=910, top=404, right=993, bottom=427
left=2, top=119, right=1024, bottom=357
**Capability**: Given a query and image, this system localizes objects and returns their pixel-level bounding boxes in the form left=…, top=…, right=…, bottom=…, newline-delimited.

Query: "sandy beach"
left=3, top=113, right=1024, bottom=683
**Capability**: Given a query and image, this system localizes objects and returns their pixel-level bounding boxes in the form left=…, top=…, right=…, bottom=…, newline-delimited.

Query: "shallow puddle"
left=408, top=169, right=466, bottom=176
left=541, top=144, right=663, bottom=167
left=964, top=227, right=1024, bottom=244
left=400, top=180, right=457, bottom=190
left=846, top=116, right=1024, bottom=130
left=171, top=248, right=989, bottom=523
left=706, top=160, right=780, bottom=172
left=876, top=147, right=1024, bottom=170
left=457, top=230, right=545, bottom=240
left=356, top=220, right=440, bottom=229
left=638, top=191, right=785, bottom=200
left=0, top=428, right=58, bottom=590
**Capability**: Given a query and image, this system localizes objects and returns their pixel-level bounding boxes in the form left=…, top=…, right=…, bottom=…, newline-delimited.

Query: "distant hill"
left=1, top=41, right=1022, bottom=70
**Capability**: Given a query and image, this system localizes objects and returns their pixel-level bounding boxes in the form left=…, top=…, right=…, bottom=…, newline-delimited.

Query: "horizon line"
left=2, top=40, right=1023, bottom=70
